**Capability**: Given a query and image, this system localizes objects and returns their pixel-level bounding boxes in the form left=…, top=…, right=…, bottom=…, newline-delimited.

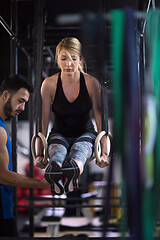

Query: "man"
left=0, top=74, right=50, bottom=237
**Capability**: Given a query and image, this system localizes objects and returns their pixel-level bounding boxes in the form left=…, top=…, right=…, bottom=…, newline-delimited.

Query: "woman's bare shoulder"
left=41, top=73, right=59, bottom=90
left=83, top=72, right=101, bottom=87
left=43, top=73, right=59, bottom=85
left=41, top=73, right=59, bottom=101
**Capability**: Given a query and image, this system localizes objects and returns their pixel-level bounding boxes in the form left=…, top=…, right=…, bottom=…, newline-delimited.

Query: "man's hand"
left=40, top=178, right=50, bottom=188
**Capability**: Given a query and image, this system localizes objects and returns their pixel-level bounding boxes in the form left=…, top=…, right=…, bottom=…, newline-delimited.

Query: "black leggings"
left=0, top=218, right=18, bottom=237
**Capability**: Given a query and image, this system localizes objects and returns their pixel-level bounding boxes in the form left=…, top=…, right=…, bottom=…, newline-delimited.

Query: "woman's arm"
left=35, top=76, right=56, bottom=168
left=86, top=75, right=110, bottom=168
left=41, top=78, right=53, bottom=137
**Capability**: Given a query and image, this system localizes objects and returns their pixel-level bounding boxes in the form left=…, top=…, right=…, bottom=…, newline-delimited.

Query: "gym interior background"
left=1, top=0, right=160, bottom=239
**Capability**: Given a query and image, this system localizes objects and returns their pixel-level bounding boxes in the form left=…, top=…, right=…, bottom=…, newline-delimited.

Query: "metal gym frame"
left=1, top=0, right=160, bottom=239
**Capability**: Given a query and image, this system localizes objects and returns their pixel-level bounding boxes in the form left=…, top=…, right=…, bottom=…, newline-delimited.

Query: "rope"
left=31, top=0, right=48, bottom=165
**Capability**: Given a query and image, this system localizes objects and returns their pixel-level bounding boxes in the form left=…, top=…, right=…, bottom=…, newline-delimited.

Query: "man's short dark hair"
left=0, top=74, right=34, bottom=95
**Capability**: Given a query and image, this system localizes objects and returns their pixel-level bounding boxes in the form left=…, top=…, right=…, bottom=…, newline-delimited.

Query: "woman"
left=36, top=37, right=109, bottom=195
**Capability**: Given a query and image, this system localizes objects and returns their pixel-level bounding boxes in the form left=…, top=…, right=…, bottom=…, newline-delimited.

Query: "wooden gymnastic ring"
left=94, top=131, right=112, bottom=164
left=31, top=132, right=48, bottom=165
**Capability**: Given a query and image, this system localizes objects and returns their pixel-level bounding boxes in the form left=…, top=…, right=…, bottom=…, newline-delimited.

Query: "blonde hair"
left=55, top=37, right=86, bottom=72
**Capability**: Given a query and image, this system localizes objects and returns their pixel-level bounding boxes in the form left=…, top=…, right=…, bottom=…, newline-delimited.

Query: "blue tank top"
left=51, top=72, right=97, bottom=137
left=0, top=117, right=14, bottom=219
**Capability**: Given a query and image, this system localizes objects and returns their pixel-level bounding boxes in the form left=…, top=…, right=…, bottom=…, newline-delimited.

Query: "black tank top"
left=51, top=72, right=97, bottom=137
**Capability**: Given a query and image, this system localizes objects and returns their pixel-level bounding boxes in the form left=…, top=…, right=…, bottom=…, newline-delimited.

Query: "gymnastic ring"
left=31, top=132, right=48, bottom=165
left=94, top=131, right=112, bottom=164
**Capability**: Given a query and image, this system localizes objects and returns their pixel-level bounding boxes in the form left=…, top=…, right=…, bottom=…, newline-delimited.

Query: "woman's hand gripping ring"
left=94, top=131, right=112, bottom=165
left=31, top=132, right=48, bottom=168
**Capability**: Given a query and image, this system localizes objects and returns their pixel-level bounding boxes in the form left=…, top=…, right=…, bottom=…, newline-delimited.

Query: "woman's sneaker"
left=45, top=161, right=64, bottom=195
left=62, top=156, right=80, bottom=193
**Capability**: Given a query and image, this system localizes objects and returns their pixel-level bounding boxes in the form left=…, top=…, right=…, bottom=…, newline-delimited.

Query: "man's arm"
left=0, top=127, right=50, bottom=189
